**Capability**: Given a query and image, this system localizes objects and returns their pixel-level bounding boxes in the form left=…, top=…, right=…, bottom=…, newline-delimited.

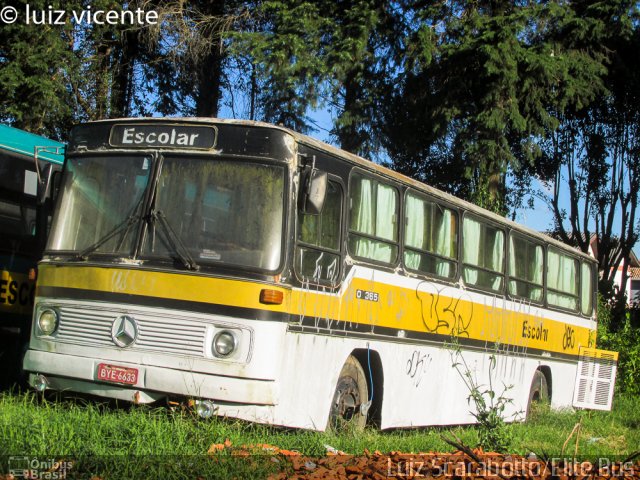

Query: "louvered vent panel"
left=572, top=347, right=618, bottom=411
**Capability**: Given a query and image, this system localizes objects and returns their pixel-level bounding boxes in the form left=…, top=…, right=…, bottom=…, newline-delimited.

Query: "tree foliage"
left=383, top=0, right=607, bottom=212
left=0, top=0, right=79, bottom=137
left=227, top=0, right=403, bottom=149
left=534, top=0, right=640, bottom=314
left=0, top=0, right=247, bottom=135
left=228, top=0, right=329, bottom=132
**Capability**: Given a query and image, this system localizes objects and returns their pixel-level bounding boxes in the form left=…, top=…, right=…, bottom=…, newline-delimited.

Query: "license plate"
left=97, top=363, right=138, bottom=385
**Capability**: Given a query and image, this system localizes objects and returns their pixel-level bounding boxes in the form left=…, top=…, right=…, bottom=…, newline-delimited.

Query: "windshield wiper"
left=75, top=209, right=141, bottom=260
left=150, top=210, right=199, bottom=271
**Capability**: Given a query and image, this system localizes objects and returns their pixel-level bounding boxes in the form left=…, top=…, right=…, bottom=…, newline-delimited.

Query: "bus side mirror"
left=302, top=169, right=328, bottom=215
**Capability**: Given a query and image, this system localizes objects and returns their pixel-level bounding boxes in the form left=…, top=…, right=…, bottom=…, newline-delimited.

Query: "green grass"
left=0, top=391, right=638, bottom=478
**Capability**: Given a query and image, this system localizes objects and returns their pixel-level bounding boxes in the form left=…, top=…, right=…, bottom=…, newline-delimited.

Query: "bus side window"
left=581, top=261, right=594, bottom=316
left=508, top=234, right=544, bottom=302
left=462, top=215, right=504, bottom=292
left=296, top=181, right=342, bottom=285
left=348, top=173, right=398, bottom=264
left=0, top=199, right=36, bottom=238
left=404, top=191, right=457, bottom=279
left=547, top=248, right=579, bottom=311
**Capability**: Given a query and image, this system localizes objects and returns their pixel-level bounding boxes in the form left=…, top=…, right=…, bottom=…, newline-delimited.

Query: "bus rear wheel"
left=526, top=369, right=549, bottom=419
left=328, top=356, right=368, bottom=431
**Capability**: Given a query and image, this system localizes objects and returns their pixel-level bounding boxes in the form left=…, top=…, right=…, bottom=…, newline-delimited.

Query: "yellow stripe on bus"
left=291, top=278, right=594, bottom=356
left=37, top=264, right=594, bottom=356
left=37, top=265, right=290, bottom=313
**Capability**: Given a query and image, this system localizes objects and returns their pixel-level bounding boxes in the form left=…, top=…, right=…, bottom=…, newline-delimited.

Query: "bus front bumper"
left=24, top=349, right=277, bottom=406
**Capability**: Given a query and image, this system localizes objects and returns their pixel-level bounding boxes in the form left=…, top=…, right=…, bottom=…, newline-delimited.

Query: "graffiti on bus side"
left=298, top=279, right=341, bottom=331
left=295, top=254, right=348, bottom=332
left=415, top=282, right=473, bottom=337
left=405, top=349, right=432, bottom=388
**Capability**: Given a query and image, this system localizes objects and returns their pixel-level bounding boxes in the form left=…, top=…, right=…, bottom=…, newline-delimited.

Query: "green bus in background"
left=0, top=124, right=63, bottom=386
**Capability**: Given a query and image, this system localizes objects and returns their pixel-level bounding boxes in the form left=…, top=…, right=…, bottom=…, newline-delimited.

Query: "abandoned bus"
left=0, top=124, right=63, bottom=383
left=24, top=118, right=616, bottom=429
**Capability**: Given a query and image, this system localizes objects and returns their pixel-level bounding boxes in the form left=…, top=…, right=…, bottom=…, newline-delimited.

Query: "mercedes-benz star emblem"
left=111, top=315, right=138, bottom=348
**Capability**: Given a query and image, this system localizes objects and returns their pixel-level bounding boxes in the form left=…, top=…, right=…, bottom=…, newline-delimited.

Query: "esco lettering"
left=521, top=319, right=549, bottom=342
left=121, top=127, right=200, bottom=146
left=0, top=279, right=35, bottom=306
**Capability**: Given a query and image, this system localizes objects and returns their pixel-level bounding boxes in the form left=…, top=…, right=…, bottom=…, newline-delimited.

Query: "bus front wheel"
left=327, top=355, right=368, bottom=431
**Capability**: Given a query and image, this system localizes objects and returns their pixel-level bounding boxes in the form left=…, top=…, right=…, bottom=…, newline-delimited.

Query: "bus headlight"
left=37, top=309, right=59, bottom=336
left=212, top=330, right=236, bottom=357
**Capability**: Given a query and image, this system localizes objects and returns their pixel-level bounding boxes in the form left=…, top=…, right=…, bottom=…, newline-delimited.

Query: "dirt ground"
left=206, top=442, right=640, bottom=480
left=268, top=450, right=640, bottom=480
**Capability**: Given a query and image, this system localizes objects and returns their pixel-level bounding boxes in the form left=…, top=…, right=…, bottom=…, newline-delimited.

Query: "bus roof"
left=0, top=124, right=65, bottom=164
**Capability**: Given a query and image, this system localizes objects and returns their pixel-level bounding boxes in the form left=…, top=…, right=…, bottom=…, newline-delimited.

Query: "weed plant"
left=449, top=341, right=518, bottom=453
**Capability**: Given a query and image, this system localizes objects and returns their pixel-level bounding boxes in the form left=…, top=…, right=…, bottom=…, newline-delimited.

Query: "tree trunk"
left=194, top=0, right=226, bottom=118
left=195, top=47, right=224, bottom=117
left=111, top=29, right=139, bottom=118
left=337, top=69, right=365, bottom=155
left=95, top=40, right=112, bottom=120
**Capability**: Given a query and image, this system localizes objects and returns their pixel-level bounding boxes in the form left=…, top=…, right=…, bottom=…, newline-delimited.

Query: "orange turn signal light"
left=260, top=289, right=283, bottom=305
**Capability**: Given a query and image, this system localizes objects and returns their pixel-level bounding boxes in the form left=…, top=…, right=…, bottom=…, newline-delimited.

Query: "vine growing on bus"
left=449, top=341, right=518, bottom=452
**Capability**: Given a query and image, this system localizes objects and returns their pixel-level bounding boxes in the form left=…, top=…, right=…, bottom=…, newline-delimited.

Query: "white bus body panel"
left=26, top=300, right=581, bottom=430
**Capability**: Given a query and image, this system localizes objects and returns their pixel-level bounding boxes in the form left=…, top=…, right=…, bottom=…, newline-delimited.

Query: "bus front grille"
left=55, top=306, right=207, bottom=357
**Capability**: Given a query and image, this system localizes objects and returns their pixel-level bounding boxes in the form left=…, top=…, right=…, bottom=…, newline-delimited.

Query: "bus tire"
left=327, top=355, right=368, bottom=431
left=526, top=369, right=549, bottom=418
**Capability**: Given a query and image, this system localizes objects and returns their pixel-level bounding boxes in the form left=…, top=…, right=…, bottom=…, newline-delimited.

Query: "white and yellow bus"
left=24, top=118, right=617, bottom=429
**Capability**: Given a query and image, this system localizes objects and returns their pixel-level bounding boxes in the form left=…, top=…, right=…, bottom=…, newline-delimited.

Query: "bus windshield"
left=47, top=155, right=151, bottom=255
left=47, top=155, right=286, bottom=272
left=144, top=156, right=285, bottom=272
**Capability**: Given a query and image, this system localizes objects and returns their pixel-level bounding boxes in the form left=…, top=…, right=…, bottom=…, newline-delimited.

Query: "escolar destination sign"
left=109, top=124, right=217, bottom=149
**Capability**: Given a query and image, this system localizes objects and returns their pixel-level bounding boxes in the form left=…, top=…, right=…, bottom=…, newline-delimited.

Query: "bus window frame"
left=294, top=174, right=345, bottom=288
left=506, top=230, right=545, bottom=305
left=402, top=188, right=460, bottom=284
left=545, top=246, right=581, bottom=314
left=46, top=151, right=291, bottom=277
left=0, top=155, right=45, bottom=253
left=141, top=153, right=290, bottom=275
left=347, top=168, right=401, bottom=268
left=579, top=260, right=595, bottom=318
left=44, top=151, right=156, bottom=259
left=0, top=196, right=39, bottom=249
left=460, top=211, right=507, bottom=295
